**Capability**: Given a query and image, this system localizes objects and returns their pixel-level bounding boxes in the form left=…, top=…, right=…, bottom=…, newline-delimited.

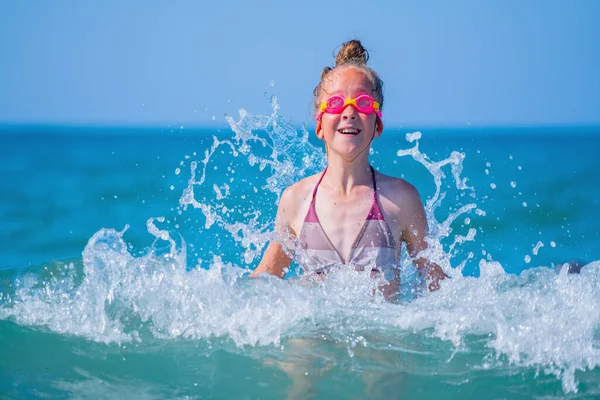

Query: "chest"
left=313, top=189, right=375, bottom=261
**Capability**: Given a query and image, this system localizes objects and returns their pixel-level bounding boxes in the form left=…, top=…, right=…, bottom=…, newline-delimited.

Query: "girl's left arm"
left=400, top=185, right=448, bottom=292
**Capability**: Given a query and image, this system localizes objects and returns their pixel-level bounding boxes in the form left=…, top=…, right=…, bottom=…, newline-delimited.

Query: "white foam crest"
left=0, top=228, right=298, bottom=346
left=2, top=229, right=137, bottom=343
left=0, top=231, right=388, bottom=348
left=384, top=261, right=600, bottom=393
left=3, top=230, right=600, bottom=393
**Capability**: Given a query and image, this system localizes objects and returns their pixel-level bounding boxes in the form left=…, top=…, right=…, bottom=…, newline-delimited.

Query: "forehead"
left=321, top=67, right=374, bottom=96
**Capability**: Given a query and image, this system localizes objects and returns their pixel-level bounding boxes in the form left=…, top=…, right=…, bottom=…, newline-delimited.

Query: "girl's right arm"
left=250, top=186, right=298, bottom=278
left=251, top=241, right=292, bottom=278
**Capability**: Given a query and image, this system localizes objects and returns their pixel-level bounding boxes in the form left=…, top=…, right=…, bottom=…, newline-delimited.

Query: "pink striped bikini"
left=297, top=167, right=400, bottom=280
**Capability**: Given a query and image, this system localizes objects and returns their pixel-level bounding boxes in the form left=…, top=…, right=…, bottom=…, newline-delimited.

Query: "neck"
left=322, top=153, right=372, bottom=195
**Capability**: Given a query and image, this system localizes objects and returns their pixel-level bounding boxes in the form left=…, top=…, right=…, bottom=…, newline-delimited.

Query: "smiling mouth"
left=338, top=128, right=361, bottom=135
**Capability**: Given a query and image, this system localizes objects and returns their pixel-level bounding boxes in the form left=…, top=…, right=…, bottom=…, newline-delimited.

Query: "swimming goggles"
left=316, top=94, right=382, bottom=121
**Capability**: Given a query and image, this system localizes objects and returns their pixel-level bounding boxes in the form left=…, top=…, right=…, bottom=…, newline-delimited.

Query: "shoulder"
left=375, top=171, right=423, bottom=209
left=280, top=172, right=322, bottom=207
left=276, top=171, right=324, bottom=233
left=372, top=171, right=426, bottom=240
left=375, top=171, right=428, bottom=235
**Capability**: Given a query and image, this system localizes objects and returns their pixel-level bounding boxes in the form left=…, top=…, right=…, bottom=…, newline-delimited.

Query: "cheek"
left=321, top=114, right=339, bottom=128
left=317, top=116, right=336, bottom=138
left=361, top=113, right=377, bottom=126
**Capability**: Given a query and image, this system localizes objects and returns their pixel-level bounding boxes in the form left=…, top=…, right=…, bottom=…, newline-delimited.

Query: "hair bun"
left=313, top=39, right=384, bottom=117
left=335, top=40, right=369, bottom=67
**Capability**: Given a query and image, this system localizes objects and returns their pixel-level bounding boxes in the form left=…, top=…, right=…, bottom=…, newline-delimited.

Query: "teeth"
left=339, top=129, right=358, bottom=134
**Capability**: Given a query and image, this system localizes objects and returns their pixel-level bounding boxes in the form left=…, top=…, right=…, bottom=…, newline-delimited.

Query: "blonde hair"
left=313, top=40, right=384, bottom=116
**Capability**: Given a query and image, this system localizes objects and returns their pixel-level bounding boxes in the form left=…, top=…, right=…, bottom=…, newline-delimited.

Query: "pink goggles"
left=316, top=94, right=382, bottom=121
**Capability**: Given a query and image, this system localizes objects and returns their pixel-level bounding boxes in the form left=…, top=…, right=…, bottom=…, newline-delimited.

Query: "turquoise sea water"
left=1, top=108, right=599, bottom=398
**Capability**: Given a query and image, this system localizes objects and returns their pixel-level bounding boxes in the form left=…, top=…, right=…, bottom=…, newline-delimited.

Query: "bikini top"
left=297, top=167, right=400, bottom=279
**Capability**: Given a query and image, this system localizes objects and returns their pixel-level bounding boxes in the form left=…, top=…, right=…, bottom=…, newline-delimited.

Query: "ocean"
left=1, top=106, right=599, bottom=399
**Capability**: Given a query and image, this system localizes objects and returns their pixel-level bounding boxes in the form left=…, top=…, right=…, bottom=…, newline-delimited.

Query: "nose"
left=341, top=104, right=358, bottom=120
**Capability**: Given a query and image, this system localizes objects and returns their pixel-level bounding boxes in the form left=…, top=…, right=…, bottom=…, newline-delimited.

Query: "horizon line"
left=1, top=121, right=599, bottom=133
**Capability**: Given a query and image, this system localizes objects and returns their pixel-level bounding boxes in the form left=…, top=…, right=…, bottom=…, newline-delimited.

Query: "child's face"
left=316, top=67, right=383, bottom=160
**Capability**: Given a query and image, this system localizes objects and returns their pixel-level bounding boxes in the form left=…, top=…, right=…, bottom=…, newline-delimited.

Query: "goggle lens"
left=355, top=96, right=373, bottom=109
left=327, top=96, right=345, bottom=109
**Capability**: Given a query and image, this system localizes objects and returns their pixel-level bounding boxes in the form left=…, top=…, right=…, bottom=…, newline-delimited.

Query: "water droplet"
left=269, top=80, right=275, bottom=87
left=550, top=241, right=556, bottom=247
left=490, top=183, right=496, bottom=189
left=510, top=181, right=517, bottom=188
left=522, top=202, right=528, bottom=207
left=524, top=255, right=531, bottom=263
left=532, top=241, right=544, bottom=255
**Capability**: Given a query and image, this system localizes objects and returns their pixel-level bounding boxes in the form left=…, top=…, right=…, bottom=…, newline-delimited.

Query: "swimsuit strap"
left=304, top=168, right=328, bottom=223
left=311, top=167, right=328, bottom=200
left=370, top=165, right=377, bottom=200
left=367, top=166, right=386, bottom=221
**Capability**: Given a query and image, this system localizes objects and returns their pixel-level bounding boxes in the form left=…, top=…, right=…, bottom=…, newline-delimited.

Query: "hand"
left=424, top=263, right=448, bottom=292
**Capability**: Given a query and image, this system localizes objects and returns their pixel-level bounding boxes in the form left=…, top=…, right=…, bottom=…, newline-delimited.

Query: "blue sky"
left=1, top=0, right=599, bottom=128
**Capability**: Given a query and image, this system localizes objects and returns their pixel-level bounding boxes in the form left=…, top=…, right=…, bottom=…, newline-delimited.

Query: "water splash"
left=1, top=102, right=599, bottom=394
left=178, top=96, right=326, bottom=265
left=396, top=131, right=480, bottom=276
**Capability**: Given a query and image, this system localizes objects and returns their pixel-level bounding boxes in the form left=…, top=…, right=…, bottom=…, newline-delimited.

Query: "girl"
left=252, top=40, right=447, bottom=296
